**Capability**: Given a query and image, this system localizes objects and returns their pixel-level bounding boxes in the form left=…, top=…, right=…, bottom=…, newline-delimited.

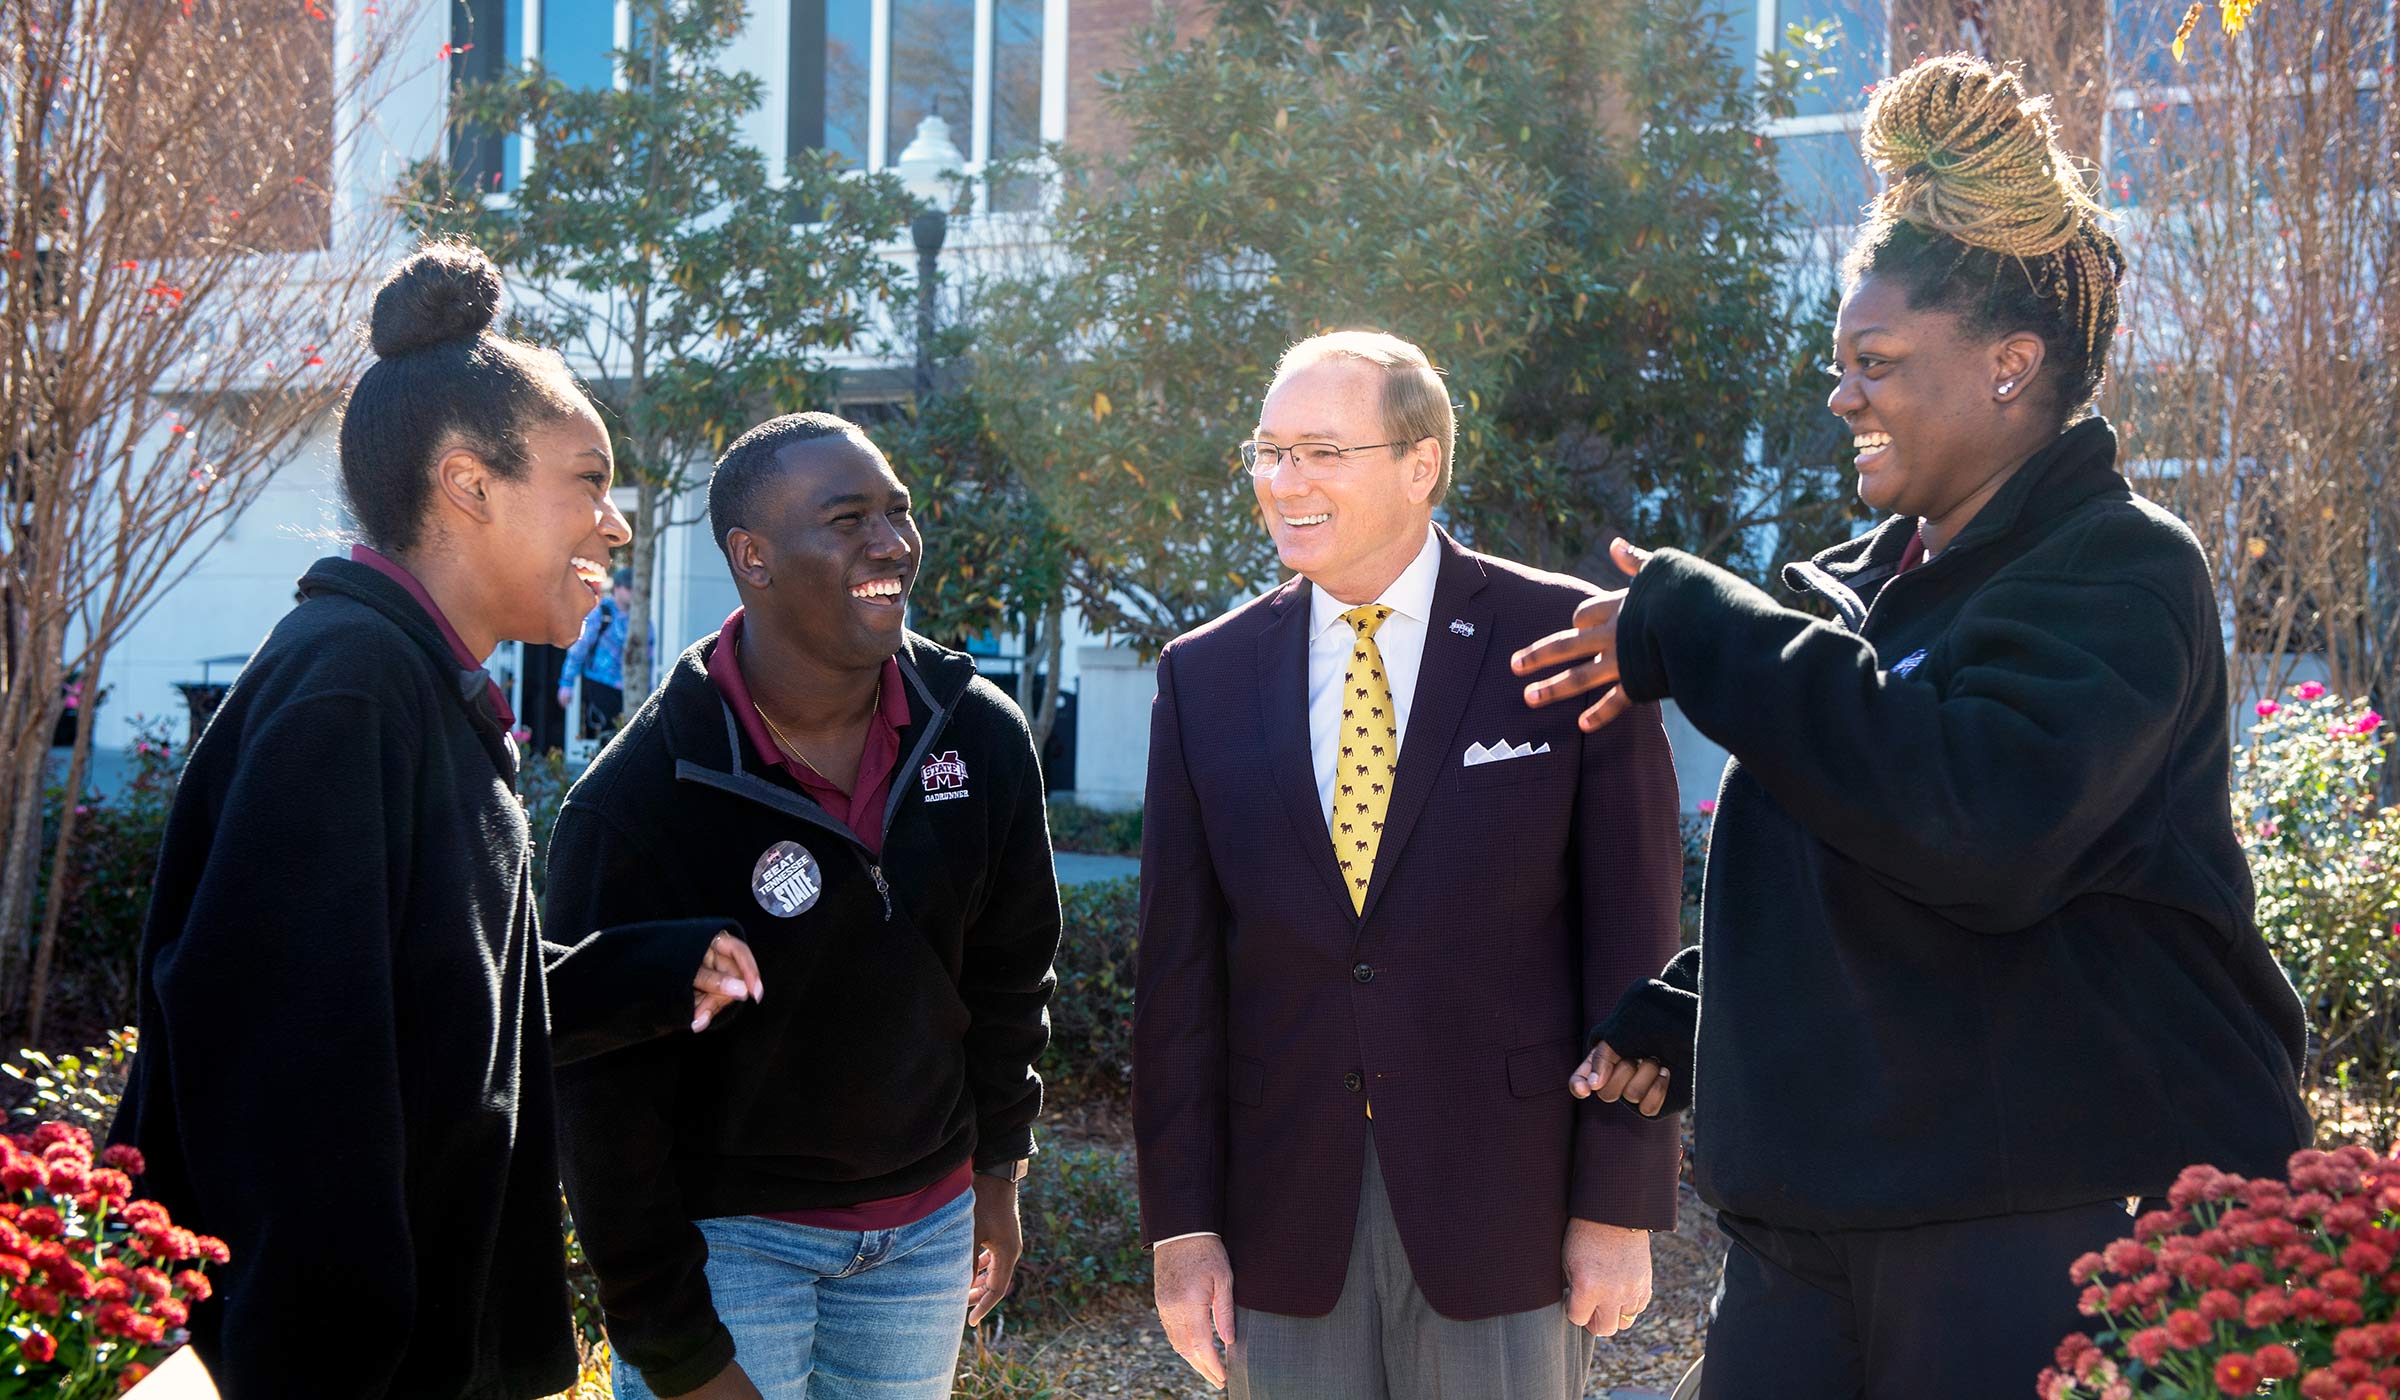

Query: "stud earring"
left=1997, top=381, right=2016, bottom=398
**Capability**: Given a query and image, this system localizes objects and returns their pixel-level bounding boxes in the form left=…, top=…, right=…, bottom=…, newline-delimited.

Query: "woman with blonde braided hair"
left=1512, top=54, right=2308, bottom=1397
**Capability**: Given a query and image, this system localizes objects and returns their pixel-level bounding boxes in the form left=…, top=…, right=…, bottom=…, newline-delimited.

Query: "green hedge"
left=1039, top=877, right=1138, bottom=1108
left=1010, top=1143, right=1148, bottom=1323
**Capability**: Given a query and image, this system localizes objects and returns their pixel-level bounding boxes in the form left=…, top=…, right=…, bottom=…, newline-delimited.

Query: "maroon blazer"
left=1132, top=529, right=1686, bottom=1322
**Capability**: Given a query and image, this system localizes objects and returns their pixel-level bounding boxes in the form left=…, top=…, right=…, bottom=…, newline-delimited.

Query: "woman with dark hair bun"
left=110, top=240, right=762, bottom=1400
left=1512, top=55, right=2309, bottom=1397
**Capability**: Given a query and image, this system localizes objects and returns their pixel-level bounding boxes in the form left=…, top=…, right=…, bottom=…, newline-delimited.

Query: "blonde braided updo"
left=1843, top=55, right=2126, bottom=422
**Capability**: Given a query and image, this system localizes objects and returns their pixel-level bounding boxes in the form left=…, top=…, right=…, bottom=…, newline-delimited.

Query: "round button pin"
left=751, top=840, right=823, bottom=919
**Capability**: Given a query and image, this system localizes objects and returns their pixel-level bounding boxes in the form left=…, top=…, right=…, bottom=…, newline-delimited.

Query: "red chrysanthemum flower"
left=132, top=1266, right=170, bottom=1299
left=18, top=1207, right=62, bottom=1239
left=29, top=1123, right=89, bottom=1154
left=0, top=1253, right=27, bottom=1283
left=2346, top=1242, right=2393, bottom=1275
left=154, top=1295, right=189, bottom=1327
left=2105, top=1239, right=2154, bottom=1275
left=2299, top=1369, right=2346, bottom=1399
left=125, top=1313, right=165, bottom=1345
left=192, top=1234, right=227, bottom=1265
left=2200, top=1288, right=2244, bottom=1321
left=19, top=1329, right=56, bottom=1363
left=115, top=1364, right=151, bottom=1393
left=2128, top=1328, right=2174, bottom=1367
left=17, top=1284, right=61, bottom=1315
left=92, top=1276, right=130, bottom=1303
left=100, top=1144, right=144, bottom=1175
left=92, top=1301, right=136, bottom=1338
left=2247, top=1290, right=2294, bottom=1327
left=173, top=1269, right=211, bottom=1301
left=2215, top=1352, right=2263, bottom=1395
left=2070, top=1252, right=2107, bottom=1285
left=2257, top=1345, right=2303, bottom=1380
left=2168, top=1309, right=2214, bottom=1348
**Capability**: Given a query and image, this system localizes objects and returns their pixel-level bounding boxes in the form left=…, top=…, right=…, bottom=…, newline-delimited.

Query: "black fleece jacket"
left=549, top=630, right=1060, bottom=1397
left=110, top=557, right=718, bottom=1400
left=1594, top=418, right=2311, bottom=1231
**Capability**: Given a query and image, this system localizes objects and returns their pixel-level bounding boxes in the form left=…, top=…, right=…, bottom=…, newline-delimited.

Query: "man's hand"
left=1570, top=1041, right=1671, bottom=1118
left=556, top=684, right=576, bottom=711
left=1153, top=1235, right=1237, bottom=1389
left=968, top=1174, right=1023, bottom=1327
left=680, top=1361, right=767, bottom=1400
left=1563, top=1219, right=1653, bottom=1339
left=691, top=930, right=763, bottom=1033
left=1511, top=539, right=1655, bottom=732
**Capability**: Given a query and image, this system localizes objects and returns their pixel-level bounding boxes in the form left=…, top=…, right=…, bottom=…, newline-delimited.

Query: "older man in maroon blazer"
left=1132, top=330, right=1687, bottom=1399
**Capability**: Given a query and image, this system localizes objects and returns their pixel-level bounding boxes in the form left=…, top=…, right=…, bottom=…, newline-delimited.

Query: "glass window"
left=825, top=0, right=871, bottom=166
left=1776, top=0, right=1884, bottom=119
left=448, top=0, right=522, bottom=191
left=1775, top=129, right=1876, bottom=230
left=544, top=0, right=617, bottom=90
left=987, top=0, right=1043, bottom=209
left=887, top=0, right=974, bottom=165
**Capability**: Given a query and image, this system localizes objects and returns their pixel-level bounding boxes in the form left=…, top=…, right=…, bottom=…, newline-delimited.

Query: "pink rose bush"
left=2235, top=684, right=2398, bottom=1085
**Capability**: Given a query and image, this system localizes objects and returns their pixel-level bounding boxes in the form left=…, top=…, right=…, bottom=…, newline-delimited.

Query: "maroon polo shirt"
left=704, top=608, right=911, bottom=857
left=350, top=545, right=517, bottom=730
left=1896, top=527, right=1930, bottom=576
left=705, top=606, right=972, bottom=1229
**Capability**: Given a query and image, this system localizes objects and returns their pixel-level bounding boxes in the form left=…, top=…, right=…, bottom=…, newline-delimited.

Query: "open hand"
left=1570, top=1041, right=1671, bottom=1118
left=556, top=684, right=576, bottom=711
left=691, top=930, right=763, bottom=1032
left=1511, top=539, right=1654, bottom=732
left=1154, top=1235, right=1237, bottom=1388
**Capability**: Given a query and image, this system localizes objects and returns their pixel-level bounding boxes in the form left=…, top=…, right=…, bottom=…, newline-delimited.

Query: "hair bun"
left=368, top=240, right=502, bottom=358
left=1860, top=54, right=2098, bottom=261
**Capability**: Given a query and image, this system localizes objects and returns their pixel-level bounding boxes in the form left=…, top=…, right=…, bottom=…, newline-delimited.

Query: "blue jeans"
left=613, top=1189, right=975, bottom=1400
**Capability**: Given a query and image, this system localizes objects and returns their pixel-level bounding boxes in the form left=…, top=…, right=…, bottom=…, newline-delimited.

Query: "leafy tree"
left=400, top=0, right=919, bottom=704
left=970, top=0, right=1852, bottom=649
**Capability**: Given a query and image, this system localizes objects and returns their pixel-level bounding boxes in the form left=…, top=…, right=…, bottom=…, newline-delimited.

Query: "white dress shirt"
left=1308, top=525, right=1441, bottom=829
left=1150, top=526, right=1443, bottom=1253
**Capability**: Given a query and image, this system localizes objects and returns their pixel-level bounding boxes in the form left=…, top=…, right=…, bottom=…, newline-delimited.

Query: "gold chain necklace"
left=743, top=640, right=879, bottom=779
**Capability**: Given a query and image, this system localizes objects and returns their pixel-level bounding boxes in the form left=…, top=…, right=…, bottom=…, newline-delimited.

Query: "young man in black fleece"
left=551, top=412, right=1061, bottom=1400
left=1514, top=57, right=2309, bottom=1400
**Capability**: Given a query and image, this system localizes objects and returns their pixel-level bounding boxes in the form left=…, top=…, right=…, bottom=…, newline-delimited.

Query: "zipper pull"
left=868, top=864, right=893, bottom=921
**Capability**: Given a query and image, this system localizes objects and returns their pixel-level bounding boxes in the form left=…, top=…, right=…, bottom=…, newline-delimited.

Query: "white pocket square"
left=1462, top=739, right=1552, bottom=768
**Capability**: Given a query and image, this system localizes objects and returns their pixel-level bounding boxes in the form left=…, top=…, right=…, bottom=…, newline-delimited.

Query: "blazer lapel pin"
left=1449, top=619, right=1475, bottom=637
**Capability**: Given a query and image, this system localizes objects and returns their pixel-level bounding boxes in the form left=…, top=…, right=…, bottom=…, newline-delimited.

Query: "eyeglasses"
left=1237, top=437, right=1428, bottom=480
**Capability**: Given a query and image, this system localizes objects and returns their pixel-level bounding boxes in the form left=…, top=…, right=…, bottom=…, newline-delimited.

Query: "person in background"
left=1514, top=56, right=2310, bottom=1400
left=110, top=241, right=759, bottom=1400
left=559, top=564, right=635, bottom=735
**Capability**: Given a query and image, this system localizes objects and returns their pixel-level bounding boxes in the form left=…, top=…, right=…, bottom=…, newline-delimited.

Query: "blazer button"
left=1352, top=962, right=1374, bottom=984
left=1344, top=1072, right=1364, bottom=1093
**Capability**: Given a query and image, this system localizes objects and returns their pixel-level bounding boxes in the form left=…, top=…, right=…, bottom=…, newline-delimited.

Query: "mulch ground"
left=988, top=1107, right=1718, bottom=1400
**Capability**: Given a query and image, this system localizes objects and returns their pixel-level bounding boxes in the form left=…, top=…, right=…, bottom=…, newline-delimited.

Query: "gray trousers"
left=1229, top=1132, right=1594, bottom=1400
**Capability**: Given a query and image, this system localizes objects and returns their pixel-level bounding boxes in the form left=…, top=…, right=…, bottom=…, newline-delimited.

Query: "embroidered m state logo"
left=921, top=750, right=971, bottom=803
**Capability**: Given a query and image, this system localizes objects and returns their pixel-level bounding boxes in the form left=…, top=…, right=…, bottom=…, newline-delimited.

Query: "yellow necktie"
left=1334, top=605, right=1398, bottom=914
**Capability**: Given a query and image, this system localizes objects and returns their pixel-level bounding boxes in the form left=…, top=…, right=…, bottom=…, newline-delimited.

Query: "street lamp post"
left=892, top=111, right=965, bottom=405
left=911, top=209, right=946, bottom=401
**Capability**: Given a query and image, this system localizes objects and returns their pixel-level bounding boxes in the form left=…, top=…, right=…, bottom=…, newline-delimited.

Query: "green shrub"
left=1040, top=877, right=1138, bottom=1107
left=30, top=720, right=181, bottom=1032
left=3, top=1028, right=137, bottom=1130
left=952, top=1340, right=1060, bottom=1400
left=2234, top=683, right=2397, bottom=1093
left=519, top=746, right=592, bottom=901
left=1010, top=1144, right=1148, bottom=1324
left=1046, top=800, right=1142, bottom=858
